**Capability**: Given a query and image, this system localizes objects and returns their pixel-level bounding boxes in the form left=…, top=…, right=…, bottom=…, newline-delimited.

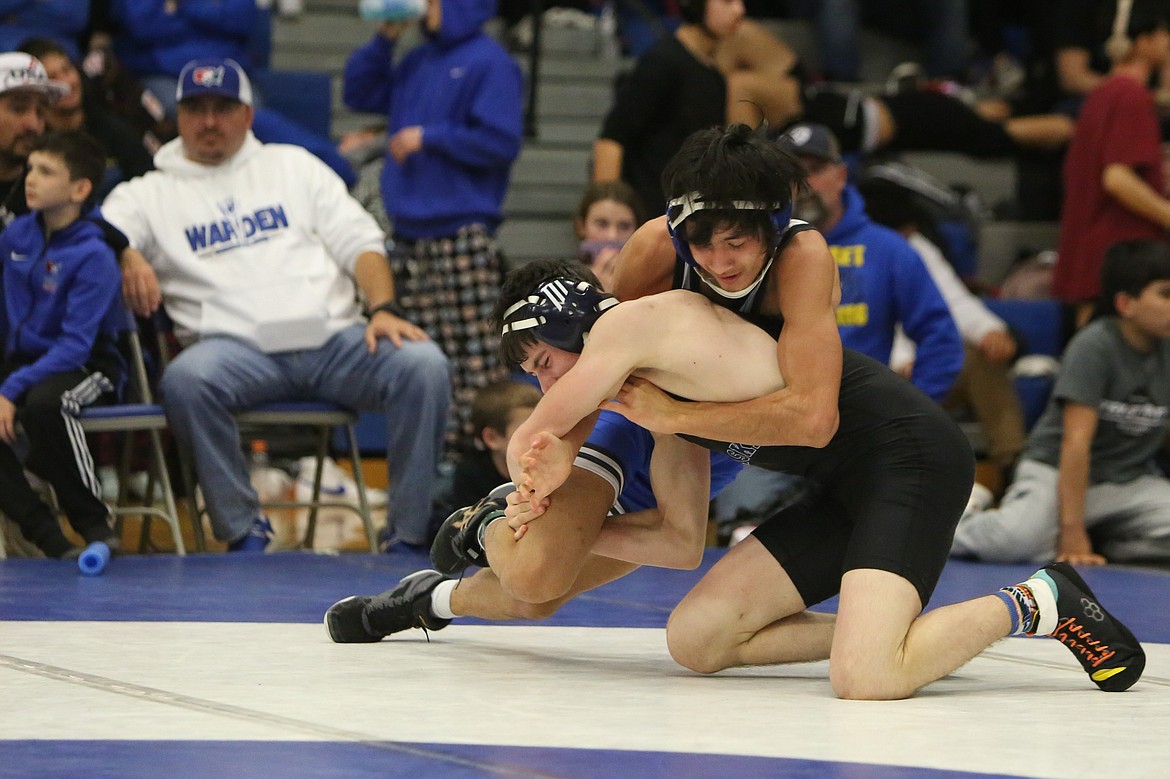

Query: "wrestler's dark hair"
left=661, top=123, right=807, bottom=247
left=495, top=259, right=604, bottom=365
left=1095, top=239, right=1170, bottom=318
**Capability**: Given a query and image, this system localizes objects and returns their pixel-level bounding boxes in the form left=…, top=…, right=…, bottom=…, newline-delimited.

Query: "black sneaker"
left=1029, top=562, right=1145, bottom=692
left=429, top=483, right=511, bottom=575
left=324, top=569, right=451, bottom=643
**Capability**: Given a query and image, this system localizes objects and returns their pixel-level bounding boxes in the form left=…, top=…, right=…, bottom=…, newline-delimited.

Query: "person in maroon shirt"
left=1056, top=1, right=1170, bottom=325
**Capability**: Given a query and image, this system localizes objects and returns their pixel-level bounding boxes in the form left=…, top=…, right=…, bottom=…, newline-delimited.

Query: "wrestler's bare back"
left=590, top=289, right=786, bottom=403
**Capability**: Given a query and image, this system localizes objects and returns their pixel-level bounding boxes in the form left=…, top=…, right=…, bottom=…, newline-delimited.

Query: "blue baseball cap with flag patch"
left=176, top=58, right=253, bottom=106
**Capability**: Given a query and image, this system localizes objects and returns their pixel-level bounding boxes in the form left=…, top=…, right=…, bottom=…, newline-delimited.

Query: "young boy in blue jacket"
left=0, top=129, right=123, bottom=558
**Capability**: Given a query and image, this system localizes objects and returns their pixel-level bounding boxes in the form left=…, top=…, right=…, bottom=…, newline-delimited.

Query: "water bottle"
left=250, top=439, right=273, bottom=502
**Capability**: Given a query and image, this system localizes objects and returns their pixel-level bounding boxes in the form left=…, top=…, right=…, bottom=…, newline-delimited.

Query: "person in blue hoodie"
left=343, top=0, right=523, bottom=468
left=713, top=122, right=963, bottom=544
left=0, top=129, right=123, bottom=559
left=779, top=123, right=963, bottom=400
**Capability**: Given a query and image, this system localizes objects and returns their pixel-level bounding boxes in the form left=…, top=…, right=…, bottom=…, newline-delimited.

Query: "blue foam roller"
left=78, top=541, right=110, bottom=576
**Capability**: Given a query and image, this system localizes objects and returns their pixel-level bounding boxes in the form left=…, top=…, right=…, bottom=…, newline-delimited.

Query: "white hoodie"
left=102, top=133, right=385, bottom=350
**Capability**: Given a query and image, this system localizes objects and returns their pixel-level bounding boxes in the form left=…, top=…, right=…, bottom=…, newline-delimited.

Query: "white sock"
left=430, top=579, right=457, bottom=619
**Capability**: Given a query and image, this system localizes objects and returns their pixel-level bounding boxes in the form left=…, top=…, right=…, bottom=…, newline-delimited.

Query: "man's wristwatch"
left=371, top=300, right=409, bottom=319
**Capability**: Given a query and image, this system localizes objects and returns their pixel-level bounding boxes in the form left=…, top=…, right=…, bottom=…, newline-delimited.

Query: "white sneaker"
left=294, top=456, right=388, bottom=507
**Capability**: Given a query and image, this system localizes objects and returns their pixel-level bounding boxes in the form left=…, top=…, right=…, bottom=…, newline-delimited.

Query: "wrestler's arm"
left=590, top=433, right=712, bottom=569
left=505, top=306, right=649, bottom=489
left=608, top=231, right=843, bottom=447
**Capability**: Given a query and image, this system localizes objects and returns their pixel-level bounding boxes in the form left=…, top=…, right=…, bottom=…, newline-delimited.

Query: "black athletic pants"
left=0, top=364, right=117, bottom=554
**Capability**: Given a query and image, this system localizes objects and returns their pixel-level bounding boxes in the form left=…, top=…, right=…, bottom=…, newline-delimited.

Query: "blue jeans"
left=159, top=325, right=450, bottom=545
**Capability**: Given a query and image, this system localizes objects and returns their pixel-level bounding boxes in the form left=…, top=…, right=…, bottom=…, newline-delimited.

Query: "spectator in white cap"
left=100, top=57, right=453, bottom=554
left=0, top=51, right=68, bottom=231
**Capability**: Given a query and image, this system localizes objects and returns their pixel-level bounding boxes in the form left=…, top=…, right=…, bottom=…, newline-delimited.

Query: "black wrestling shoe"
left=429, top=483, right=511, bottom=575
left=1028, top=562, right=1145, bottom=692
left=324, top=570, right=451, bottom=643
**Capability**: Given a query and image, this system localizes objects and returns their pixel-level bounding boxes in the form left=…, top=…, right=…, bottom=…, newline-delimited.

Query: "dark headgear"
left=665, top=191, right=792, bottom=271
left=500, top=278, right=618, bottom=354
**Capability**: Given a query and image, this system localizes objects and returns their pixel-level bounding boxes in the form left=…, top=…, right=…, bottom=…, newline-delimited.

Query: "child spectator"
left=426, top=378, right=540, bottom=545
left=449, top=378, right=541, bottom=512
left=0, top=129, right=124, bottom=558
left=574, top=180, right=644, bottom=291
left=953, top=239, right=1170, bottom=566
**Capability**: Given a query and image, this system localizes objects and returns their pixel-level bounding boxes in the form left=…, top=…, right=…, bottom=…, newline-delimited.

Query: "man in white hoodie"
left=101, top=58, right=451, bottom=552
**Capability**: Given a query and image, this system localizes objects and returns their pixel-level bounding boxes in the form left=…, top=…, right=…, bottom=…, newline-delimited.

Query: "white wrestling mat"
left=1, top=622, right=1167, bottom=778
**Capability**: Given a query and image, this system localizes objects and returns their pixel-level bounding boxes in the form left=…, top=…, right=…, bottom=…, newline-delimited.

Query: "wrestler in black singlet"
left=673, top=222, right=974, bottom=607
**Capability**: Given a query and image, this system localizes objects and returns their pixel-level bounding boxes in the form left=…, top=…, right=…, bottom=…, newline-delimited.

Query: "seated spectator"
left=106, top=0, right=260, bottom=118
left=715, top=16, right=804, bottom=127
left=0, top=129, right=123, bottom=559
left=860, top=176, right=1027, bottom=494
left=574, top=180, right=644, bottom=291
left=780, top=123, right=963, bottom=401
left=19, top=38, right=154, bottom=190
left=1, top=51, right=63, bottom=232
left=1054, top=0, right=1170, bottom=327
left=100, top=57, right=452, bottom=553
left=708, top=15, right=1073, bottom=160
left=953, top=239, right=1170, bottom=566
left=77, top=38, right=355, bottom=187
left=593, top=0, right=744, bottom=215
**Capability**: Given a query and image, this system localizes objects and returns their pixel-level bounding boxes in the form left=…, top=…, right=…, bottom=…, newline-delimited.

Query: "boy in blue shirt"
left=0, top=129, right=123, bottom=558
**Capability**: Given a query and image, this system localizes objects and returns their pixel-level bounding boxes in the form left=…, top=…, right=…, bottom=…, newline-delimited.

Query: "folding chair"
left=150, top=311, right=377, bottom=553
left=77, top=305, right=186, bottom=555
left=983, top=297, right=1065, bottom=429
left=232, top=403, right=377, bottom=553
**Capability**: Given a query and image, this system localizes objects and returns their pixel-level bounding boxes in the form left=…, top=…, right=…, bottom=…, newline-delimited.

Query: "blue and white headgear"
left=665, top=191, right=792, bottom=270
left=665, top=192, right=792, bottom=299
left=500, top=278, right=619, bottom=354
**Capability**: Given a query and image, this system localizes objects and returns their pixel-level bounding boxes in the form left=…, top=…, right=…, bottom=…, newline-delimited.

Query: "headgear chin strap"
left=500, top=278, right=619, bottom=354
left=665, top=191, right=792, bottom=273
